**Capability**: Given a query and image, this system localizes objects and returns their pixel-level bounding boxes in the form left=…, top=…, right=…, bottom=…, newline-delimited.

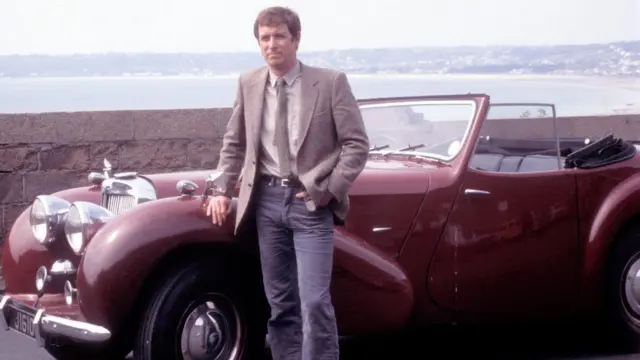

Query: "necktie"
left=274, top=78, right=292, bottom=178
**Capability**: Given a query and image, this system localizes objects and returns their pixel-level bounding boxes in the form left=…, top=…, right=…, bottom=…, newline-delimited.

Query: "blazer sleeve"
left=216, top=77, right=246, bottom=197
left=327, top=71, right=370, bottom=202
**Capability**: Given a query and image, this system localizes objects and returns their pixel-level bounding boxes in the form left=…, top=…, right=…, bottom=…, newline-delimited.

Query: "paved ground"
left=1, top=272, right=639, bottom=360
left=2, top=320, right=640, bottom=360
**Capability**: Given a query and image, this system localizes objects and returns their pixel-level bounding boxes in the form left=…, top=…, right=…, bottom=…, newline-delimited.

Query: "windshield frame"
left=359, top=98, right=479, bottom=162
left=482, top=102, right=563, bottom=167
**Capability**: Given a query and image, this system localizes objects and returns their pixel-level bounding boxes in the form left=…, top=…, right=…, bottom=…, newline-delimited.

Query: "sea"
left=0, top=74, right=639, bottom=117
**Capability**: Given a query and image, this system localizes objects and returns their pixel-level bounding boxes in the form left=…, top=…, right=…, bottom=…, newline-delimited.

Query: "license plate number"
left=8, top=305, right=37, bottom=339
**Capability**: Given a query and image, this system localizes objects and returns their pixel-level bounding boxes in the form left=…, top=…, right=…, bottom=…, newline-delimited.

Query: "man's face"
left=257, top=23, right=299, bottom=70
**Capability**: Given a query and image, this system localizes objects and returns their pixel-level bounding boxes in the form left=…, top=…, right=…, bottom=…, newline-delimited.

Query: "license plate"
left=6, top=303, right=37, bottom=339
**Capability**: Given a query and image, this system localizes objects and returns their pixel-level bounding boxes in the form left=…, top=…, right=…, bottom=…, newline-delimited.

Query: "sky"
left=1, top=0, right=638, bottom=55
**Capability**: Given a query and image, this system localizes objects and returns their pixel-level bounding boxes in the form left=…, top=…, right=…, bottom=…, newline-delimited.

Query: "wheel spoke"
left=179, top=294, right=242, bottom=360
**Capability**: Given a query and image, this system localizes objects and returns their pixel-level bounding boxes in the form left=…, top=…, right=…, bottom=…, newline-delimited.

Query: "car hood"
left=144, top=158, right=440, bottom=199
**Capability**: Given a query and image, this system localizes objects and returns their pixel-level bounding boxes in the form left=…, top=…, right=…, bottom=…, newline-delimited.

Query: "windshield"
left=359, top=99, right=478, bottom=161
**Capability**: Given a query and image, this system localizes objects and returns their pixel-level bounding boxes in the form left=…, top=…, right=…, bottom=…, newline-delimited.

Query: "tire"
left=604, top=222, right=640, bottom=353
left=133, top=256, right=268, bottom=360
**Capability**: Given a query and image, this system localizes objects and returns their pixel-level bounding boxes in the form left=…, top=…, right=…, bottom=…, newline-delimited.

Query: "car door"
left=345, top=94, right=489, bottom=259
left=427, top=103, right=580, bottom=317
left=329, top=94, right=491, bottom=334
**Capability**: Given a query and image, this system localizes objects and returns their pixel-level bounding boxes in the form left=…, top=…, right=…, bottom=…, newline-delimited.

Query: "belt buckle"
left=281, top=178, right=290, bottom=187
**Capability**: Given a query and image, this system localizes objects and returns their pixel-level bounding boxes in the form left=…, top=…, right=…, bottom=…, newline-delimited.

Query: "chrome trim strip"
left=0, top=296, right=9, bottom=330
left=0, top=295, right=111, bottom=346
left=41, top=313, right=111, bottom=342
left=33, top=308, right=45, bottom=347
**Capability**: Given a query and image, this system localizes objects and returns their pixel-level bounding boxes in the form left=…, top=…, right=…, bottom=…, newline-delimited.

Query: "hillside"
left=0, top=40, right=638, bottom=78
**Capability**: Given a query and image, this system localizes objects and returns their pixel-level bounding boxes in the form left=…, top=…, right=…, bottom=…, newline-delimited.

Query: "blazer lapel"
left=296, top=64, right=319, bottom=154
left=246, top=67, right=268, bottom=156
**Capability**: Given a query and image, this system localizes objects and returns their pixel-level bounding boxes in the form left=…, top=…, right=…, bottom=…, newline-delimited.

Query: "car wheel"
left=133, top=257, right=268, bottom=360
left=605, top=222, right=640, bottom=352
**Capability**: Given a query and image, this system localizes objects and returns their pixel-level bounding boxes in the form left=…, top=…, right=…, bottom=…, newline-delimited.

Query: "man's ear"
left=294, top=33, right=301, bottom=50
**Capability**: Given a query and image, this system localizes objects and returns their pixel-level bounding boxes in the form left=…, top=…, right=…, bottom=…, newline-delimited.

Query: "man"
left=207, top=6, right=369, bottom=360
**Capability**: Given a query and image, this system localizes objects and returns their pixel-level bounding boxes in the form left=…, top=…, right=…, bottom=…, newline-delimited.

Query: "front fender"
left=331, top=228, right=414, bottom=335
left=76, top=194, right=415, bottom=336
left=75, top=195, right=238, bottom=331
left=581, top=173, right=640, bottom=300
left=2, top=186, right=101, bottom=294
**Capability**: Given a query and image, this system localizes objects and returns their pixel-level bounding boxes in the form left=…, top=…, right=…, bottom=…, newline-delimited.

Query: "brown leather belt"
left=260, top=174, right=303, bottom=188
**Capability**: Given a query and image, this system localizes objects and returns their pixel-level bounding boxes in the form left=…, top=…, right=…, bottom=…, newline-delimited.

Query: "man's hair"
left=253, top=6, right=301, bottom=41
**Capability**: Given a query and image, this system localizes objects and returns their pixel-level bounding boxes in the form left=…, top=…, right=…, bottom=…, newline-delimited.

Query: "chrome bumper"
left=0, top=295, right=111, bottom=346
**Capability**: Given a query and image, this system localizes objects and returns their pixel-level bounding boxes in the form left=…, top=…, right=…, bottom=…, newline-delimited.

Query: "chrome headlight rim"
left=64, top=201, right=114, bottom=255
left=29, top=195, right=71, bottom=245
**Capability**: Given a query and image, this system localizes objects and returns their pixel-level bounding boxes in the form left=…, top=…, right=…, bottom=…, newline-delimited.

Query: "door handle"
left=372, top=227, right=392, bottom=233
left=464, top=188, right=491, bottom=195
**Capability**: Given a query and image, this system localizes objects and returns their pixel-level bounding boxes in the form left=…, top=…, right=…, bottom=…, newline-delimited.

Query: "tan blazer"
left=217, top=62, right=370, bottom=233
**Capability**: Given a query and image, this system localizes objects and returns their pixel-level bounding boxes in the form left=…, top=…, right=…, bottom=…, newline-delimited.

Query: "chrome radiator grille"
left=104, top=194, right=136, bottom=215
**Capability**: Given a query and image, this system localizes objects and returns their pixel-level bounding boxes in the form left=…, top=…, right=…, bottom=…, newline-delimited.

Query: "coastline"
left=1, top=72, right=637, bottom=81
left=2, top=73, right=638, bottom=93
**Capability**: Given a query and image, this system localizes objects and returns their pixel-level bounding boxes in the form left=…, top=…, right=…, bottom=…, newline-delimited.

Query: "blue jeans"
left=255, top=179, right=339, bottom=360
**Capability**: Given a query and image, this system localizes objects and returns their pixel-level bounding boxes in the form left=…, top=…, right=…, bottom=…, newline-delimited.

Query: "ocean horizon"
left=1, top=73, right=639, bottom=116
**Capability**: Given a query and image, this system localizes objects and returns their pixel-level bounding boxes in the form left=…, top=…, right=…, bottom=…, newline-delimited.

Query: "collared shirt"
left=259, top=61, right=302, bottom=177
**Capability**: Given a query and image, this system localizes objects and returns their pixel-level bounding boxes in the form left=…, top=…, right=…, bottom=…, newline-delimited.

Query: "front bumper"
left=0, top=295, right=111, bottom=346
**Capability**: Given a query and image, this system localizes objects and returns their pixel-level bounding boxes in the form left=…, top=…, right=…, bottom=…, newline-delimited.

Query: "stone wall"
left=0, top=108, right=233, bottom=245
left=1, top=110, right=640, bottom=246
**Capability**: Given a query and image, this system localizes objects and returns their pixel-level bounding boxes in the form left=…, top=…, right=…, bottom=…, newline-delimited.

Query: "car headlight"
left=29, top=195, right=71, bottom=245
left=65, top=201, right=115, bottom=255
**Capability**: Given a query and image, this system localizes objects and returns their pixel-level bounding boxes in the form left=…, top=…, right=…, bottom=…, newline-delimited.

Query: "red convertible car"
left=2, top=94, right=640, bottom=359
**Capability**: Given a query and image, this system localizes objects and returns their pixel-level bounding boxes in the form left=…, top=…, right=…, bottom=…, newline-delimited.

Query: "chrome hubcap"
left=180, top=295, right=241, bottom=360
left=623, top=257, right=640, bottom=317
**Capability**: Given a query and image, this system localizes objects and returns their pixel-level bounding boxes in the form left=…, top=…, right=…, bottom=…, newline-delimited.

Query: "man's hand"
left=296, top=191, right=334, bottom=207
left=206, top=195, right=232, bottom=226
